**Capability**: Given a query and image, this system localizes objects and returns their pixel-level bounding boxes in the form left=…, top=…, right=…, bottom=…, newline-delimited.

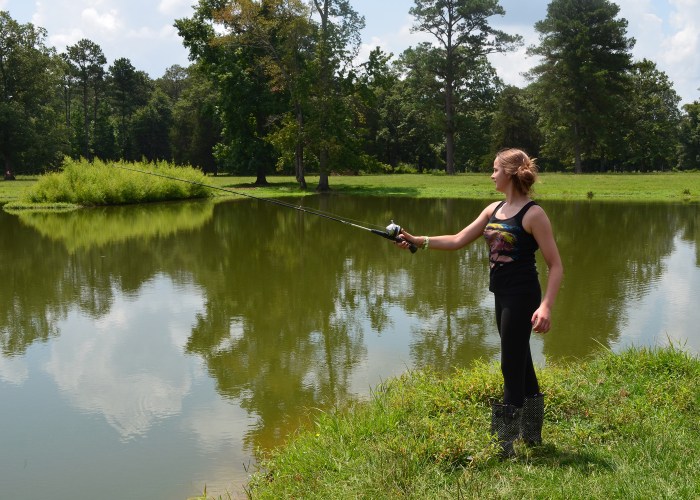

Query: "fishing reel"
left=386, top=220, right=418, bottom=253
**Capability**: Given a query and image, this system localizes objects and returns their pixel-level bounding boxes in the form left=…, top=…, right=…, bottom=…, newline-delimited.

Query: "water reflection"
left=542, top=201, right=696, bottom=358
left=0, top=197, right=698, bottom=499
left=44, top=275, right=199, bottom=440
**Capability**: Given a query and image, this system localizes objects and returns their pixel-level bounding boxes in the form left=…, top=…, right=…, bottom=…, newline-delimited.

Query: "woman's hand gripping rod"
left=371, top=221, right=418, bottom=253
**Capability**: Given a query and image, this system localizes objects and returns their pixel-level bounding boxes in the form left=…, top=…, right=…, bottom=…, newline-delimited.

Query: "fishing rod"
left=113, top=164, right=418, bottom=253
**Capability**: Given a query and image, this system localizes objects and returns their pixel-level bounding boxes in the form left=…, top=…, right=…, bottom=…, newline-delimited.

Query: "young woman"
left=396, top=148, right=563, bottom=457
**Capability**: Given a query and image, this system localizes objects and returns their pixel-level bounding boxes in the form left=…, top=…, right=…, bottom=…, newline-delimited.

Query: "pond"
left=1, top=196, right=698, bottom=499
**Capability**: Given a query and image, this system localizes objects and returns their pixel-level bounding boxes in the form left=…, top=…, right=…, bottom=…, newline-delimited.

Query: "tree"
left=409, top=0, right=521, bottom=174
left=395, top=44, right=446, bottom=171
left=679, top=101, right=700, bottom=170
left=528, top=0, right=635, bottom=172
left=176, top=0, right=363, bottom=187
left=623, top=59, right=681, bottom=171
left=489, top=85, right=542, bottom=165
left=452, top=55, right=502, bottom=171
left=65, top=39, right=107, bottom=159
left=107, top=57, right=153, bottom=160
left=92, top=100, right=118, bottom=160
left=355, top=47, right=405, bottom=170
left=157, top=64, right=190, bottom=102
left=309, top=0, right=365, bottom=191
left=176, top=0, right=283, bottom=184
left=170, top=64, right=221, bottom=173
left=0, top=11, right=68, bottom=175
left=131, top=88, right=173, bottom=162
left=214, top=0, right=315, bottom=187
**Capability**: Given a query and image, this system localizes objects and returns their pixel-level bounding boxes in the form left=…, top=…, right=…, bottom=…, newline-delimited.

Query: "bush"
left=23, top=158, right=211, bottom=206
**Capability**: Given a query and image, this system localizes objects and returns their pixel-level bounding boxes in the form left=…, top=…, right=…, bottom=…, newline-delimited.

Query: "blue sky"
left=2, top=0, right=698, bottom=105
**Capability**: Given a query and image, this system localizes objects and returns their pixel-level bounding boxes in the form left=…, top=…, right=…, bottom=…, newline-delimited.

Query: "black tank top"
left=483, top=201, right=540, bottom=294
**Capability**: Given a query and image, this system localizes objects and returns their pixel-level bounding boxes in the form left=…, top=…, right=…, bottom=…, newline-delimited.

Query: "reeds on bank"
left=245, top=346, right=700, bottom=499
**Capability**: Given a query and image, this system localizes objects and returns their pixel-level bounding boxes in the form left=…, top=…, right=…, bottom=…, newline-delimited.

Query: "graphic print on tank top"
left=484, top=201, right=538, bottom=270
left=484, top=222, right=520, bottom=268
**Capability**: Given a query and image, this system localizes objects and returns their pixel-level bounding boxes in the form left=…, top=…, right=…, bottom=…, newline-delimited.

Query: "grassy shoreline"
left=2, top=171, right=699, bottom=207
left=244, top=346, right=699, bottom=499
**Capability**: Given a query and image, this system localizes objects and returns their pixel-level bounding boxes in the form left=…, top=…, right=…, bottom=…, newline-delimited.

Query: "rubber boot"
left=490, top=401, right=522, bottom=458
left=521, top=393, right=544, bottom=446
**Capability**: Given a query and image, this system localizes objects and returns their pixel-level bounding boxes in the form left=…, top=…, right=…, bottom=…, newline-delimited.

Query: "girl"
left=397, top=149, right=563, bottom=457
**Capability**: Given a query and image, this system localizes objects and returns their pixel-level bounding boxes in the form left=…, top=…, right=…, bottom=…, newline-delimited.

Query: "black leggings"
left=495, top=290, right=541, bottom=408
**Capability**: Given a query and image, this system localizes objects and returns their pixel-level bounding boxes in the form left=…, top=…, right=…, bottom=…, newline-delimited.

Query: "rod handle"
left=371, top=230, right=418, bottom=253
left=404, top=239, right=418, bottom=253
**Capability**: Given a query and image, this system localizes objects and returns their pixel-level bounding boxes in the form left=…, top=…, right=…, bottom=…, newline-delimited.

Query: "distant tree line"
left=1, top=0, right=699, bottom=189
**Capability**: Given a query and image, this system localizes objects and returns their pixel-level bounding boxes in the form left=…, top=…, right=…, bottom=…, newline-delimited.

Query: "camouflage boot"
left=521, top=393, right=544, bottom=446
left=490, top=400, right=522, bottom=458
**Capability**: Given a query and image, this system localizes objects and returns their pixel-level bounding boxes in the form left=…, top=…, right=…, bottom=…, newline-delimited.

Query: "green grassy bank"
left=205, top=171, right=699, bottom=202
left=298, top=171, right=698, bottom=202
left=241, top=346, right=699, bottom=499
left=2, top=171, right=699, bottom=207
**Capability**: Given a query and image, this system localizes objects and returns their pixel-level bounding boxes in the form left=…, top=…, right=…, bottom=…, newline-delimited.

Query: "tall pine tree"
left=528, top=0, right=634, bottom=172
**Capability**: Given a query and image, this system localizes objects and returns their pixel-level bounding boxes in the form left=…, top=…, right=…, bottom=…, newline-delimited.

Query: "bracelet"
left=422, top=236, right=430, bottom=250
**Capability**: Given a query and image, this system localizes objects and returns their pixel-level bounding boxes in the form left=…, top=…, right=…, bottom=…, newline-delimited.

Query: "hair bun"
left=496, top=149, right=538, bottom=195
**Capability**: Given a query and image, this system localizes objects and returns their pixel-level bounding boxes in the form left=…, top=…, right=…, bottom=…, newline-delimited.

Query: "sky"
left=1, top=0, right=698, bottom=106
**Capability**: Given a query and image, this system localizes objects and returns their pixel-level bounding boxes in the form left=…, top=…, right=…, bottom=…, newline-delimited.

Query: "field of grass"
left=242, top=346, right=699, bottom=499
left=149, top=171, right=700, bottom=203
left=202, top=171, right=699, bottom=202
left=2, top=171, right=698, bottom=207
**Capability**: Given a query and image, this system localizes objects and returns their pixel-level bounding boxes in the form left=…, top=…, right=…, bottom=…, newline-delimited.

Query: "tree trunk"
left=445, top=128, right=456, bottom=175
left=295, top=105, right=306, bottom=190
left=574, top=122, right=582, bottom=173
left=3, top=153, right=15, bottom=180
left=83, top=86, right=90, bottom=159
left=64, top=85, right=71, bottom=128
left=445, top=80, right=456, bottom=175
left=317, top=148, right=330, bottom=191
left=314, top=1, right=331, bottom=192
left=254, top=161, right=269, bottom=186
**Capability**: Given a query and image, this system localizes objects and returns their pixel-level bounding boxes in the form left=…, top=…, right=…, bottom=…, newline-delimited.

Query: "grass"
left=2, top=171, right=699, bottom=208
left=1, top=158, right=210, bottom=210
left=240, top=346, right=699, bottom=499
left=205, top=171, right=700, bottom=202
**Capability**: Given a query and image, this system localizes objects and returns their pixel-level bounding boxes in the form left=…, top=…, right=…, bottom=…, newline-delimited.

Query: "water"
left=1, top=197, right=698, bottom=498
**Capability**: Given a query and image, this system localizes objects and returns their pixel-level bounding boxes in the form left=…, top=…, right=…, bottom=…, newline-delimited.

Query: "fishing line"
left=113, top=164, right=418, bottom=253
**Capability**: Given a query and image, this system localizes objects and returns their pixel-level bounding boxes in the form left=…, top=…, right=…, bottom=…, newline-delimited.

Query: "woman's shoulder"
left=523, top=202, right=552, bottom=232
left=484, top=200, right=503, bottom=213
left=524, top=201, right=546, bottom=217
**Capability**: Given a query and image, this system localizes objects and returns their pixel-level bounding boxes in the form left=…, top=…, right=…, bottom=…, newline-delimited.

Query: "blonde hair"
left=496, top=148, right=538, bottom=195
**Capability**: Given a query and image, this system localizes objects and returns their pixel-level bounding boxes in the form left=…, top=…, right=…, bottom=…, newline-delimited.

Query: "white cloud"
left=30, top=1, right=47, bottom=29
left=598, top=0, right=699, bottom=104
left=488, top=24, right=542, bottom=87
left=158, top=0, right=189, bottom=15
left=49, top=28, right=85, bottom=50
left=125, top=23, right=177, bottom=42
left=663, top=0, right=700, bottom=65
left=81, top=7, right=122, bottom=34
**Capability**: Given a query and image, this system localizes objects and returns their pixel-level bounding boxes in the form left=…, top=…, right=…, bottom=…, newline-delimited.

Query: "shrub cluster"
left=22, top=159, right=211, bottom=206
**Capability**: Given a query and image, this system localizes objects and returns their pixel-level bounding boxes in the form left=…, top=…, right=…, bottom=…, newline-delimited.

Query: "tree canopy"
left=1, top=3, right=698, bottom=179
